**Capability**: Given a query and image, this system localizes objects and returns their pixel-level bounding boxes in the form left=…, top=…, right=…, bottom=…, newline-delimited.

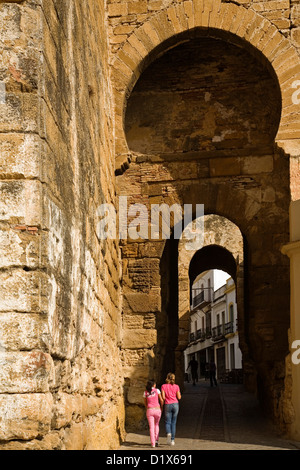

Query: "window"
left=229, top=304, right=234, bottom=323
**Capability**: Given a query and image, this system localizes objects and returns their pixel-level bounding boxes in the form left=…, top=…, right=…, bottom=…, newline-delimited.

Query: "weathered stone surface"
left=123, top=328, right=157, bottom=349
left=0, top=393, right=53, bottom=441
left=0, top=312, right=49, bottom=351
left=0, top=351, right=53, bottom=393
left=123, top=292, right=161, bottom=313
left=0, top=180, right=43, bottom=226
left=0, top=0, right=299, bottom=450
left=0, top=269, right=49, bottom=313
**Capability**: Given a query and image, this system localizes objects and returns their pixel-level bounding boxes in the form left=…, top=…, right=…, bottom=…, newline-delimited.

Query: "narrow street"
left=120, top=381, right=300, bottom=451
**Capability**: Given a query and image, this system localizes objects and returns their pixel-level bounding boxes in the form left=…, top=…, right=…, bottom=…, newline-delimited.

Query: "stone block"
left=52, top=392, right=75, bottom=429
left=128, top=1, right=147, bottom=14
left=0, top=133, right=41, bottom=179
left=183, top=0, right=194, bottom=29
left=291, top=27, right=300, bottom=48
left=127, top=33, right=149, bottom=59
left=122, top=348, right=154, bottom=369
left=241, top=156, right=273, bottom=175
left=127, top=384, right=146, bottom=405
left=0, top=93, right=41, bottom=133
left=209, top=157, right=241, bottom=177
left=108, top=2, right=128, bottom=17
left=123, top=292, right=161, bottom=313
left=150, top=11, right=176, bottom=43
left=0, top=180, right=43, bottom=226
left=122, top=328, right=157, bottom=349
left=167, top=6, right=182, bottom=34
left=0, top=269, right=49, bottom=313
left=0, top=393, right=53, bottom=441
left=0, top=226, right=47, bottom=269
left=0, top=351, right=53, bottom=393
left=0, top=312, right=49, bottom=351
left=62, top=422, right=87, bottom=451
left=291, top=4, right=300, bottom=27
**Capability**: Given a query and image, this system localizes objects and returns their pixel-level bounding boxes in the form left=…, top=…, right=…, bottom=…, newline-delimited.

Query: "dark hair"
left=146, top=379, right=155, bottom=394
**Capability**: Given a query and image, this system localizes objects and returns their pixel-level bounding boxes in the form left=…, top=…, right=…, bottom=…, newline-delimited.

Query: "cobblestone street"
left=120, top=382, right=300, bottom=451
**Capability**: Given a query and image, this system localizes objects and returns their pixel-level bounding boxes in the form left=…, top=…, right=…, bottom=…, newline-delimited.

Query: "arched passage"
left=118, top=7, right=291, bottom=433
left=112, top=0, right=300, bottom=175
left=189, top=245, right=238, bottom=294
left=125, top=34, right=281, bottom=157
left=175, top=215, right=245, bottom=389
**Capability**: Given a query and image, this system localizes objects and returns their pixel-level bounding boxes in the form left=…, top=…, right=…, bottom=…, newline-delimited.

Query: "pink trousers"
left=146, top=408, right=161, bottom=446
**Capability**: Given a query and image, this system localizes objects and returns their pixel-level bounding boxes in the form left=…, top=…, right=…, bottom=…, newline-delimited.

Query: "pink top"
left=144, top=388, right=161, bottom=408
left=161, top=383, right=180, bottom=404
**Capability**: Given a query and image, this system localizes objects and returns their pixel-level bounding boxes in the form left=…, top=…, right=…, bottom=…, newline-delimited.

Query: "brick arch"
left=112, top=0, right=300, bottom=174
left=177, top=214, right=244, bottom=338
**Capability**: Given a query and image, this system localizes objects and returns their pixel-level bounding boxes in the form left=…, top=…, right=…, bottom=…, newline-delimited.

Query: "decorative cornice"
left=281, top=240, right=300, bottom=257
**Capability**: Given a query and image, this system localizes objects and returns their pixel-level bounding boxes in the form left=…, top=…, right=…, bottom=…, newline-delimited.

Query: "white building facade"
left=184, top=271, right=243, bottom=383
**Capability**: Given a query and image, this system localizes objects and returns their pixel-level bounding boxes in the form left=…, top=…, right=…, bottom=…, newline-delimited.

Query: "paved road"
left=120, top=381, right=300, bottom=451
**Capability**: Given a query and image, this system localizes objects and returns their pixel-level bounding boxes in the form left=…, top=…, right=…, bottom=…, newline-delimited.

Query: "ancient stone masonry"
left=0, top=0, right=300, bottom=450
left=0, top=0, right=124, bottom=450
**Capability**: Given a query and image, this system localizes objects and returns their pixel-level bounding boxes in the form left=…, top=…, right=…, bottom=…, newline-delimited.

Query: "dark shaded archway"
left=189, top=245, right=238, bottom=305
left=125, top=33, right=281, bottom=158
left=159, top=236, right=179, bottom=385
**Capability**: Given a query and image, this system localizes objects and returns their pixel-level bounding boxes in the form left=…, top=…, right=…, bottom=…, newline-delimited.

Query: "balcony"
left=211, top=321, right=234, bottom=342
left=189, top=328, right=212, bottom=344
left=189, top=322, right=235, bottom=345
left=192, top=288, right=212, bottom=309
left=225, top=321, right=234, bottom=335
left=212, top=324, right=225, bottom=341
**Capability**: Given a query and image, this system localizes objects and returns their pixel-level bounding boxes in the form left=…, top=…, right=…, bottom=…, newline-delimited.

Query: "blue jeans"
left=164, top=403, right=179, bottom=440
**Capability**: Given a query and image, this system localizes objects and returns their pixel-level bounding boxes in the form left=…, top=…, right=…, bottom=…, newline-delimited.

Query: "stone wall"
left=0, top=0, right=125, bottom=449
left=0, top=0, right=300, bottom=449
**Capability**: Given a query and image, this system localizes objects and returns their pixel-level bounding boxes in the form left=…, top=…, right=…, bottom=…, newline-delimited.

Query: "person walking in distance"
left=187, top=355, right=198, bottom=386
left=143, top=380, right=164, bottom=448
left=209, top=359, right=218, bottom=387
left=161, top=373, right=181, bottom=446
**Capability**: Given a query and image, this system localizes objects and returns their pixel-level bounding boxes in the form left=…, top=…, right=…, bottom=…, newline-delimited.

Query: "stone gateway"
left=0, top=0, right=300, bottom=449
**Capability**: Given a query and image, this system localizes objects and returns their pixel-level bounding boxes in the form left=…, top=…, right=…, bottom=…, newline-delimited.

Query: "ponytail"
left=166, top=373, right=175, bottom=385
left=145, top=379, right=155, bottom=395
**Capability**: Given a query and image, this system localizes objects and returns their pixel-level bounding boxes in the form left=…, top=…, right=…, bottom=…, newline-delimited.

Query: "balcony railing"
left=192, top=290, right=205, bottom=308
left=192, top=288, right=212, bottom=309
left=225, top=321, right=234, bottom=335
left=189, top=328, right=213, bottom=343
left=189, top=322, right=235, bottom=344
left=212, top=321, right=234, bottom=341
left=212, top=324, right=225, bottom=339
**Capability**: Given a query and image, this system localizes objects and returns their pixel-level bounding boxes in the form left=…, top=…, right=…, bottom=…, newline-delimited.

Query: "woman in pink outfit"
left=143, top=380, right=164, bottom=447
left=161, top=373, right=181, bottom=446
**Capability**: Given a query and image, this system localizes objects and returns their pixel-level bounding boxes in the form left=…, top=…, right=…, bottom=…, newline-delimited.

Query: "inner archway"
left=189, top=245, right=238, bottom=302
left=176, top=214, right=245, bottom=388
